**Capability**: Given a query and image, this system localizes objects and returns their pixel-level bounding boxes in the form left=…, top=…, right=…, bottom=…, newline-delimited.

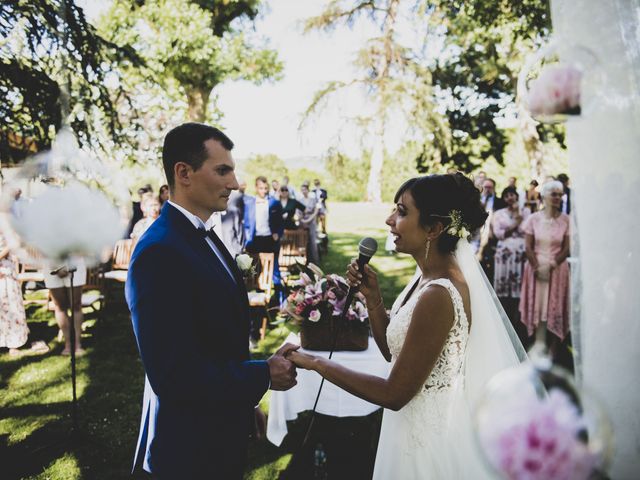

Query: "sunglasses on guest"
left=280, top=188, right=288, bottom=193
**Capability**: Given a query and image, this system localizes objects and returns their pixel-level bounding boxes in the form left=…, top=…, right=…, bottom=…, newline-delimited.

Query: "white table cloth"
left=266, top=333, right=391, bottom=446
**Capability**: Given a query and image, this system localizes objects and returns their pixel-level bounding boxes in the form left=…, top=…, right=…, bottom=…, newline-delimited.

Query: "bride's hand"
left=286, top=350, right=317, bottom=370
left=346, top=260, right=380, bottom=301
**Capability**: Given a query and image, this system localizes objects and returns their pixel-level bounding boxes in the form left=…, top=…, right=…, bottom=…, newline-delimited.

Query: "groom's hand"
left=267, top=343, right=299, bottom=391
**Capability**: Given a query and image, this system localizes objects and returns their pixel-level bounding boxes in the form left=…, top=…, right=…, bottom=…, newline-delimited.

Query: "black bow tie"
left=198, top=227, right=245, bottom=287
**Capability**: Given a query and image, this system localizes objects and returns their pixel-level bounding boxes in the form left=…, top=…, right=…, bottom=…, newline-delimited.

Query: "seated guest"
left=279, top=186, right=306, bottom=230
left=131, top=193, right=161, bottom=242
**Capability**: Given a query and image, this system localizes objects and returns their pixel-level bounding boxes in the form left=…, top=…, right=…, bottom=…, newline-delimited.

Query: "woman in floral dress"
left=0, top=216, right=29, bottom=355
left=492, top=186, right=531, bottom=345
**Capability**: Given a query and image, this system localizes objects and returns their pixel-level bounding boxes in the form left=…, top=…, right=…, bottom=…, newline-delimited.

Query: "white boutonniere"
left=236, top=254, right=255, bottom=277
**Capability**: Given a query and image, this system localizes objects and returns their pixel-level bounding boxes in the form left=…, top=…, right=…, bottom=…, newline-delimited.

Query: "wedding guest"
left=279, top=186, right=306, bottom=230
left=519, top=180, right=571, bottom=361
left=492, top=187, right=531, bottom=346
left=474, top=170, right=487, bottom=189
left=271, top=179, right=281, bottom=199
left=125, top=187, right=148, bottom=238
left=220, top=189, right=245, bottom=257
left=282, top=176, right=298, bottom=200
left=477, top=178, right=506, bottom=281
left=130, top=193, right=161, bottom=242
left=45, top=257, right=87, bottom=356
left=312, top=178, right=328, bottom=234
left=557, top=173, right=571, bottom=214
left=299, top=182, right=320, bottom=265
left=244, top=176, right=285, bottom=291
left=525, top=179, right=541, bottom=212
left=0, top=217, right=29, bottom=356
left=504, top=176, right=526, bottom=210
left=158, top=184, right=170, bottom=207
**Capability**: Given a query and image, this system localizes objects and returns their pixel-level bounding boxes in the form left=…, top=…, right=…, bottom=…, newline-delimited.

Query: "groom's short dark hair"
left=162, top=123, right=234, bottom=189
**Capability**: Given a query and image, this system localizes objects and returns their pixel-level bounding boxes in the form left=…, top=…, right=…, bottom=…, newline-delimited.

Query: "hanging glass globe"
left=0, top=127, right=131, bottom=268
left=473, top=347, right=613, bottom=480
left=518, top=38, right=602, bottom=124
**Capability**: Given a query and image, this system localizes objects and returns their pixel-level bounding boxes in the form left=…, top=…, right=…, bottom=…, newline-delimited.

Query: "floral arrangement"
left=280, top=264, right=369, bottom=326
left=528, top=64, right=582, bottom=117
left=478, top=388, right=601, bottom=480
left=446, top=209, right=471, bottom=239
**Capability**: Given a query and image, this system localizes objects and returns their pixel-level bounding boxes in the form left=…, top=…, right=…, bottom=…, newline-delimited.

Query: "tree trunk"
left=186, top=87, right=210, bottom=122
left=518, top=105, right=545, bottom=179
left=366, top=121, right=385, bottom=203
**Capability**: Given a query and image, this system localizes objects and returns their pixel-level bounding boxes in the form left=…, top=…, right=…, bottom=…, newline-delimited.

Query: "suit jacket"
left=242, top=195, right=284, bottom=247
left=125, top=203, right=270, bottom=479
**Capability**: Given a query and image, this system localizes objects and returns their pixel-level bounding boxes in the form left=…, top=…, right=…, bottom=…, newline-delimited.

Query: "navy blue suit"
left=243, top=195, right=284, bottom=288
left=126, top=203, right=270, bottom=479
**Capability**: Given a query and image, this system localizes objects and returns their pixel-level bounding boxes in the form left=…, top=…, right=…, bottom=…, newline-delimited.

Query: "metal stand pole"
left=67, top=266, right=79, bottom=431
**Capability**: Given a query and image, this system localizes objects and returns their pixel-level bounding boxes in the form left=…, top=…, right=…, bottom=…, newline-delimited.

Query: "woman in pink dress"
left=519, top=180, right=571, bottom=354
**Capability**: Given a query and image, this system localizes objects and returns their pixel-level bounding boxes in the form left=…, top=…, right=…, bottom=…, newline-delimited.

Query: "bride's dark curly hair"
left=394, top=173, right=488, bottom=254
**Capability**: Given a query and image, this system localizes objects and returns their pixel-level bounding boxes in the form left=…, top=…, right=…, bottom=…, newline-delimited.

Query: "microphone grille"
left=358, top=237, right=378, bottom=258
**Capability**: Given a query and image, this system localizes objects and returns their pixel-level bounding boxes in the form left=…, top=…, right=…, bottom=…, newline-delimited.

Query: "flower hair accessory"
left=443, top=210, right=471, bottom=239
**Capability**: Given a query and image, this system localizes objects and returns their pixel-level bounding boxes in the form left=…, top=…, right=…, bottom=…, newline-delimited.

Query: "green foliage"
left=0, top=0, right=140, bottom=164
left=323, top=149, right=370, bottom=201
left=98, top=0, right=283, bottom=123
left=240, top=153, right=289, bottom=185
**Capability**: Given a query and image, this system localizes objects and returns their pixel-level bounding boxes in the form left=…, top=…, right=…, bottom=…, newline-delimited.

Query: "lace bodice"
left=387, top=277, right=469, bottom=391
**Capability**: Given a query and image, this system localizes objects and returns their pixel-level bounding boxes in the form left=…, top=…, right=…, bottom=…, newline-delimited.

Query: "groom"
left=126, top=123, right=298, bottom=478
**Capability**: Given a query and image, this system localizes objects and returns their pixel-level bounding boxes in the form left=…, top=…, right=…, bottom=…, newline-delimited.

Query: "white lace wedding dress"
left=372, top=277, right=489, bottom=479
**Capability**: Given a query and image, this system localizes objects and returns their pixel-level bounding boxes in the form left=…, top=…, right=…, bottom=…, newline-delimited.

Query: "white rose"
left=308, top=309, right=321, bottom=322
left=236, top=254, right=253, bottom=272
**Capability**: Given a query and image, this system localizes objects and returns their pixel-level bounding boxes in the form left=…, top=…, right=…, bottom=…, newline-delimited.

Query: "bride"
left=287, top=173, right=526, bottom=478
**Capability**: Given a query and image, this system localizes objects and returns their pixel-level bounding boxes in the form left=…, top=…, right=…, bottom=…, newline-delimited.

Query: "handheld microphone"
left=343, top=237, right=378, bottom=310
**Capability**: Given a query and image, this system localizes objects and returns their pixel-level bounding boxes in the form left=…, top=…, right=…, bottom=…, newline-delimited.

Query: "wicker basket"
left=300, top=317, right=369, bottom=351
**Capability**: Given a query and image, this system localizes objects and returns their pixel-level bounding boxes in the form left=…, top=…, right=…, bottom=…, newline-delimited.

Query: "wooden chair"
left=246, top=252, right=275, bottom=340
left=17, top=246, right=47, bottom=306
left=103, top=239, right=135, bottom=283
left=278, top=229, right=308, bottom=273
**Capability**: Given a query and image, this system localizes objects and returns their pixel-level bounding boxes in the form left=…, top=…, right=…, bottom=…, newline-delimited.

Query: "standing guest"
left=492, top=187, right=531, bottom=346
left=505, top=176, right=526, bottom=210
left=0, top=216, right=29, bottom=356
left=125, top=187, right=148, bottom=238
left=45, top=257, right=87, bottom=356
left=158, top=184, right=170, bottom=207
left=299, top=182, right=320, bottom=265
left=525, top=179, right=541, bottom=212
left=282, top=176, right=298, bottom=200
left=238, top=179, right=247, bottom=195
left=474, top=170, right=487, bottom=189
left=556, top=173, right=571, bottom=214
left=520, top=180, right=571, bottom=362
left=477, top=178, right=506, bottom=281
left=220, top=188, right=245, bottom=257
left=279, top=186, right=306, bottom=230
left=312, top=178, right=328, bottom=234
left=131, top=193, right=161, bottom=242
left=244, top=176, right=285, bottom=291
left=270, top=179, right=281, bottom=200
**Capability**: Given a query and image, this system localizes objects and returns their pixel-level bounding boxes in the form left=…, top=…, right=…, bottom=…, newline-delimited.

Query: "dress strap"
left=423, top=278, right=468, bottom=331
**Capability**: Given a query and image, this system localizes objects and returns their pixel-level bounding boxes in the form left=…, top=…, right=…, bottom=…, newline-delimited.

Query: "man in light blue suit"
left=126, top=123, right=298, bottom=479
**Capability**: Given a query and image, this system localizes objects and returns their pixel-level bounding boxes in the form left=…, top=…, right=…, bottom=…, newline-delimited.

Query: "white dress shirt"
left=167, top=201, right=235, bottom=282
left=255, top=197, right=271, bottom=236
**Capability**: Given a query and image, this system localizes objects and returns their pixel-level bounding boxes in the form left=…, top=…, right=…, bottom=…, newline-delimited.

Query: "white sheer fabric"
left=551, top=1, right=640, bottom=477
left=373, top=240, right=526, bottom=478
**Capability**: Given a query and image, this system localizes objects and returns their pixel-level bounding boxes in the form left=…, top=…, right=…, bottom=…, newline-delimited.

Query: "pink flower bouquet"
left=528, top=64, right=582, bottom=117
left=479, top=388, right=601, bottom=480
left=280, top=264, right=369, bottom=351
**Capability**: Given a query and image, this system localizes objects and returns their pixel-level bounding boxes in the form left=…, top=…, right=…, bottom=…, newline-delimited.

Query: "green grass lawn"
left=0, top=202, right=415, bottom=480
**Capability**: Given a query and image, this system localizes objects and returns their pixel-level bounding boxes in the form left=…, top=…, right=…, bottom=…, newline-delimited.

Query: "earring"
left=425, top=239, right=431, bottom=263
